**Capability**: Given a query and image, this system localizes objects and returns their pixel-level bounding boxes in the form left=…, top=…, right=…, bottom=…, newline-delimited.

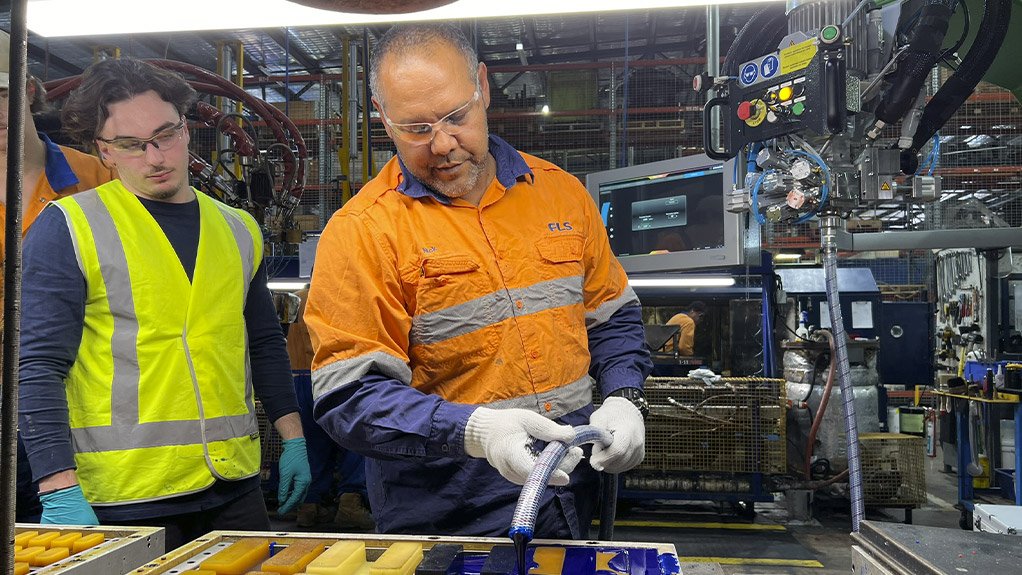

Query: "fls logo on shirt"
left=547, top=222, right=573, bottom=232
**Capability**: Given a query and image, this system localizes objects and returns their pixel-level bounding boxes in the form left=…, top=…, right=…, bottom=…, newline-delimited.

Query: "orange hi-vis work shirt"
left=0, top=138, right=114, bottom=300
left=307, top=146, right=640, bottom=415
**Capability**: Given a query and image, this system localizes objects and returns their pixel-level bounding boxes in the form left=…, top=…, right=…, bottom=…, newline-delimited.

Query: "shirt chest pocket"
left=415, top=255, right=488, bottom=315
left=535, top=235, right=585, bottom=281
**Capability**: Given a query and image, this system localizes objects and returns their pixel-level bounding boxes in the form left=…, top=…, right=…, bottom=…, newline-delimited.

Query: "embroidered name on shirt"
left=422, top=246, right=438, bottom=254
left=547, top=222, right=573, bottom=232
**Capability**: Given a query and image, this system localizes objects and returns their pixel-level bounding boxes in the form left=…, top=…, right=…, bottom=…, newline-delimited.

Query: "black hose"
left=875, top=0, right=955, bottom=126
left=597, top=472, right=618, bottom=540
left=911, top=0, right=1012, bottom=151
left=722, top=4, right=788, bottom=77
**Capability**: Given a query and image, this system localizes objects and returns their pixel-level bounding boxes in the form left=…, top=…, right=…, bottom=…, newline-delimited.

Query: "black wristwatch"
left=607, top=387, right=650, bottom=420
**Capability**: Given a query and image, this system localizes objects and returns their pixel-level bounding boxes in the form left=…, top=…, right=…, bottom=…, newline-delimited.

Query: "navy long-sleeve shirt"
left=19, top=194, right=297, bottom=520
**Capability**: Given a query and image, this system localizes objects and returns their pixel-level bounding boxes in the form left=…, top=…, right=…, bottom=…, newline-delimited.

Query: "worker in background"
left=286, top=288, right=375, bottom=531
left=666, top=301, right=707, bottom=356
left=17, top=58, right=310, bottom=550
left=0, top=30, right=116, bottom=523
left=305, top=24, right=652, bottom=537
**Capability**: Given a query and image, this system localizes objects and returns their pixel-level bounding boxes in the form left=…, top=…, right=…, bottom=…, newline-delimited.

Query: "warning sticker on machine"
left=780, top=39, right=818, bottom=75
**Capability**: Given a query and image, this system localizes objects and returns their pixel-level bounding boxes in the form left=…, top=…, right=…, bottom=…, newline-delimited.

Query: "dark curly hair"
left=61, top=58, right=196, bottom=148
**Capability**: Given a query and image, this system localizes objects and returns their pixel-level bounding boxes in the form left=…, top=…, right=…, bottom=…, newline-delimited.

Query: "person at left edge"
left=17, top=58, right=310, bottom=549
left=0, top=29, right=116, bottom=523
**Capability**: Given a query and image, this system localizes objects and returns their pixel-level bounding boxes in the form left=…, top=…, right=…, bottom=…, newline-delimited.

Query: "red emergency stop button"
left=737, top=101, right=753, bottom=121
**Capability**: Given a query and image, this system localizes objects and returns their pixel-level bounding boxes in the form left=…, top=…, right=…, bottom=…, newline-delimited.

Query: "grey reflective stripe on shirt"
left=312, top=350, right=414, bottom=400
left=65, top=192, right=257, bottom=454
left=410, top=275, right=584, bottom=346
left=585, top=285, right=640, bottom=329
left=485, top=373, right=594, bottom=419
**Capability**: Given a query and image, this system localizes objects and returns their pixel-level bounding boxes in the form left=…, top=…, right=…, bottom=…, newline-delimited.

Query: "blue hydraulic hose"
left=509, top=425, right=614, bottom=543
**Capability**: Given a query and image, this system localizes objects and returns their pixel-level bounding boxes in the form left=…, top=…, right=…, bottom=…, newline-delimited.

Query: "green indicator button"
left=821, top=25, right=839, bottom=42
left=792, top=102, right=806, bottom=116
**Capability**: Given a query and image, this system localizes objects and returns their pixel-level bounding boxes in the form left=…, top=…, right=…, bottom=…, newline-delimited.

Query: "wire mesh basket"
left=859, top=432, right=927, bottom=507
left=631, top=377, right=787, bottom=474
left=255, top=400, right=283, bottom=480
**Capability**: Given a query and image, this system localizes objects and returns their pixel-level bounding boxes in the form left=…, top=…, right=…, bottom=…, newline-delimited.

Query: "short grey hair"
left=369, top=23, right=478, bottom=108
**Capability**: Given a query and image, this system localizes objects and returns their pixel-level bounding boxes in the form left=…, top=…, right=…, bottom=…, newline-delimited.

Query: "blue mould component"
left=452, top=546, right=679, bottom=575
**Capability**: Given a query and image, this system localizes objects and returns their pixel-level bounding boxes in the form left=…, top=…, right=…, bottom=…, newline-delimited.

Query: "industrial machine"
left=701, top=0, right=1014, bottom=531
left=43, top=61, right=308, bottom=244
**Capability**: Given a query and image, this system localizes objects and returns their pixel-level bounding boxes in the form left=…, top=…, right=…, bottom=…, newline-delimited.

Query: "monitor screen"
left=586, top=154, right=743, bottom=273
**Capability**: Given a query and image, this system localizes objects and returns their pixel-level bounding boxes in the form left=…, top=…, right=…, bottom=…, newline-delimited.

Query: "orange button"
left=515, top=300, right=524, bottom=310
left=530, top=351, right=539, bottom=359
left=544, top=402, right=552, bottom=412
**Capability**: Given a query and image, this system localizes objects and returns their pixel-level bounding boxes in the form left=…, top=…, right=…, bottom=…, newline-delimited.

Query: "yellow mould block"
left=13, top=531, right=39, bottom=547
left=200, top=538, right=271, bottom=575
left=15, top=546, right=47, bottom=564
left=32, top=546, right=71, bottom=566
left=27, top=531, right=62, bottom=548
left=369, top=542, right=423, bottom=575
left=306, top=540, right=367, bottom=575
left=51, top=531, right=84, bottom=549
left=14, top=562, right=30, bottom=575
left=72, top=532, right=106, bottom=553
left=261, top=540, right=326, bottom=574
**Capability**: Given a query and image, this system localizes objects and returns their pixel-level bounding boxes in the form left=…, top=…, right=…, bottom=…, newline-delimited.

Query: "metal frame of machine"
left=13, top=524, right=164, bottom=575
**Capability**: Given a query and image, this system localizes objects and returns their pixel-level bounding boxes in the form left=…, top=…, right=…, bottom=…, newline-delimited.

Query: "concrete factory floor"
left=269, top=446, right=1014, bottom=575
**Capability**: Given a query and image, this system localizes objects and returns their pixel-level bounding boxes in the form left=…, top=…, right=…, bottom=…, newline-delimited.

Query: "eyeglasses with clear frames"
left=381, top=90, right=480, bottom=145
left=96, top=118, right=186, bottom=157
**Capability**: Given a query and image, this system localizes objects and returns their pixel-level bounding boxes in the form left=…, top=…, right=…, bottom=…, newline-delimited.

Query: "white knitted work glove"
left=464, top=407, right=582, bottom=486
left=589, top=397, right=645, bottom=473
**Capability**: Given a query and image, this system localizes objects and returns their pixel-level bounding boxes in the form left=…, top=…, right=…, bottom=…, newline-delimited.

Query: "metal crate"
left=860, top=433, right=927, bottom=507
left=636, top=377, right=786, bottom=474
left=13, top=524, right=164, bottom=575
left=129, top=531, right=679, bottom=575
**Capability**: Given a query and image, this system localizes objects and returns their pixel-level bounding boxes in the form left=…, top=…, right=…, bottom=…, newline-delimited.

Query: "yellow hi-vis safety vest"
left=52, top=181, right=263, bottom=505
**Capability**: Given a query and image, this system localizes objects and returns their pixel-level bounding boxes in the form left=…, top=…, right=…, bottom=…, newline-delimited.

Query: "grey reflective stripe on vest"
left=66, top=192, right=257, bottom=454
left=211, top=203, right=256, bottom=300
left=210, top=202, right=258, bottom=414
left=485, top=373, right=594, bottom=419
left=410, top=275, right=584, bottom=346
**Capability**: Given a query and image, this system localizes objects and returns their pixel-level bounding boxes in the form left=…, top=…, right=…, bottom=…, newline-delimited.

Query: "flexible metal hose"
left=509, top=425, right=614, bottom=573
left=820, top=216, right=865, bottom=532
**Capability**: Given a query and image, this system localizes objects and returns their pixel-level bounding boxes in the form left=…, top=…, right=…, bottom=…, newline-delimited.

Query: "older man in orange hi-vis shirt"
left=305, top=23, right=653, bottom=538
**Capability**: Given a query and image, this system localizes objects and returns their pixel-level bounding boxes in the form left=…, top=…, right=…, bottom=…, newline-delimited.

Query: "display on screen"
left=598, top=167, right=725, bottom=257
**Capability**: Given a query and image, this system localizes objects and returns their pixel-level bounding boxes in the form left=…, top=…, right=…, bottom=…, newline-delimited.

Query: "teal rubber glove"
left=39, top=484, right=99, bottom=525
left=277, top=437, right=312, bottom=515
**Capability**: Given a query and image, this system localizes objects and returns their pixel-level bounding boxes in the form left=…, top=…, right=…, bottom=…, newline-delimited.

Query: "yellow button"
left=779, top=86, right=793, bottom=101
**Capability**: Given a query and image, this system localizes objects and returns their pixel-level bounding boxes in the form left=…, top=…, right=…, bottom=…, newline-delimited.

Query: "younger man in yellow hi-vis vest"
left=18, top=58, right=310, bottom=550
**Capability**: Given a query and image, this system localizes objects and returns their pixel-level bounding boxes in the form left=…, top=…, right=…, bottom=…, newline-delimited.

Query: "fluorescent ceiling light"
left=773, top=253, right=802, bottom=262
left=27, top=0, right=783, bottom=37
left=628, top=277, right=736, bottom=288
left=267, top=281, right=310, bottom=290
